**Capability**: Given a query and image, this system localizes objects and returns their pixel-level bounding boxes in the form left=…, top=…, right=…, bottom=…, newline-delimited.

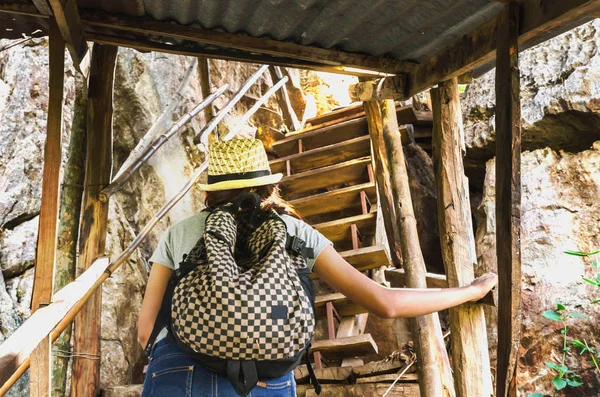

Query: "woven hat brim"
left=199, top=173, right=283, bottom=191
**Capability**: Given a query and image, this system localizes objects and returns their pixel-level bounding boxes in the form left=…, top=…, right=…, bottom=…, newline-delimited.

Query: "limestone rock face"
left=475, top=143, right=600, bottom=396
left=462, top=19, right=600, bottom=183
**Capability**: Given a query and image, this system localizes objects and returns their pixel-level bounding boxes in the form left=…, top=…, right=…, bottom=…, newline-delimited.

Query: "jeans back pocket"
left=149, top=365, right=194, bottom=397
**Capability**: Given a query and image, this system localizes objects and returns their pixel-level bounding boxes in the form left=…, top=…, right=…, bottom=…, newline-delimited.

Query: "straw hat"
left=199, top=139, right=283, bottom=191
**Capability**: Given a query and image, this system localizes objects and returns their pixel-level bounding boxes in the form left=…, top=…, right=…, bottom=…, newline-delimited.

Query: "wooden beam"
left=405, top=0, right=600, bottom=98
left=348, top=75, right=406, bottom=101
left=269, top=66, right=301, bottom=132
left=70, top=43, right=117, bottom=397
left=385, top=268, right=447, bottom=289
left=431, top=78, right=493, bottom=397
left=495, top=4, right=522, bottom=397
left=365, top=99, right=455, bottom=397
left=80, top=11, right=412, bottom=75
left=29, top=19, right=64, bottom=397
left=197, top=57, right=215, bottom=123
left=43, top=0, right=88, bottom=71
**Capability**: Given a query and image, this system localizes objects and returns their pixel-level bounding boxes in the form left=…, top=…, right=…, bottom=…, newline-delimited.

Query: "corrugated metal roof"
left=76, top=0, right=503, bottom=62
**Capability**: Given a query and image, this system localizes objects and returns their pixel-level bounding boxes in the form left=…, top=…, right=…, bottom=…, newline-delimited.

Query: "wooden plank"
left=274, top=118, right=369, bottom=157
left=80, top=11, right=413, bottom=75
left=305, top=382, right=420, bottom=397
left=269, top=66, right=301, bottom=132
left=30, top=19, right=64, bottom=397
left=279, top=157, right=371, bottom=199
left=313, top=213, right=377, bottom=248
left=270, top=135, right=372, bottom=175
left=46, top=0, right=88, bottom=70
left=310, top=245, right=391, bottom=281
left=0, top=258, right=110, bottom=393
left=315, top=293, right=367, bottom=319
left=290, top=183, right=376, bottom=218
left=348, top=75, right=407, bottom=101
left=385, top=269, right=448, bottom=289
left=294, top=365, right=352, bottom=384
left=305, top=103, right=364, bottom=127
left=310, top=334, right=378, bottom=360
left=356, top=373, right=418, bottom=384
left=71, top=44, right=117, bottom=397
left=197, top=57, right=215, bottom=123
left=495, top=4, right=522, bottom=397
left=405, top=0, right=600, bottom=98
left=366, top=99, right=455, bottom=396
left=431, top=78, right=493, bottom=397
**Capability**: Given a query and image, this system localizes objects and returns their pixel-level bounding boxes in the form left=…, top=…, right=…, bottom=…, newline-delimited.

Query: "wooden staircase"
left=271, top=102, right=432, bottom=396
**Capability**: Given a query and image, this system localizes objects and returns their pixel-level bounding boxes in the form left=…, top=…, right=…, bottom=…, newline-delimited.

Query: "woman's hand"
left=467, top=272, right=498, bottom=302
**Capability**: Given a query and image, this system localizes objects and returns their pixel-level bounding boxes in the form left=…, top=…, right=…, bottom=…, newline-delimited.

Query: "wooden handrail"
left=100, top=84, right=228, bottom=200
left=193, top=64, right=269, bottom=144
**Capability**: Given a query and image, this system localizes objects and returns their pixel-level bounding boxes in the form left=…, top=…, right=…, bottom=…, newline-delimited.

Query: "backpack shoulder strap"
left=285, top=234, right=314, bottom=260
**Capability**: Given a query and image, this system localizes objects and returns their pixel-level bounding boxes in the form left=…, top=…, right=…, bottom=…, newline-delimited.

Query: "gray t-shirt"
left=149, top=211, right=332, bottom=272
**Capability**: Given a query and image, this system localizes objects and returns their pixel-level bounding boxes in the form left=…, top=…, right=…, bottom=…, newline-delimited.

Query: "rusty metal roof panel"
left=79, top=0, right=503, bottom=62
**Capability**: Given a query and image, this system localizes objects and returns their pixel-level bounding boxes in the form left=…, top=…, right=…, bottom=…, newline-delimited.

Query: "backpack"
left=144, top=192, right=322, bottom=396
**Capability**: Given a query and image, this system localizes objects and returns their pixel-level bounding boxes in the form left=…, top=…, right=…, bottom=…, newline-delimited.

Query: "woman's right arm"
left=137, top=263, right=173, bottom=348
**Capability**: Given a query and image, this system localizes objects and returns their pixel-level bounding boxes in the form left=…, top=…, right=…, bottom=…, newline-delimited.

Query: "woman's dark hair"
left=204, top=184, right=302, bottom=220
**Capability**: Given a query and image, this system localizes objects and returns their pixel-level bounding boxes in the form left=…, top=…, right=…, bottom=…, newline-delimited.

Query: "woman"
left=138, top=138, right=497, bottom=397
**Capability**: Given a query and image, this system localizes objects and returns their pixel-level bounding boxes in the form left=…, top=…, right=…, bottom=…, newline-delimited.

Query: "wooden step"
left=310, top=334, right=378, bottom=360
left=303, top=382, right=420, bottom=397
left=315, top=292, right=368, bottom=319
left=279, top=157, right=372, bottom=199
left=385, top=268, right=448, bottom=289
left=313, top=212, right=377, bottom=247
left=311, top=245, right=391, bottom=280
left=274, top=118, right=369, bottom=158
left=270, top=135, right=371, bottom=175
left=305, top=103, right=364, bottom=126
left=290, top=183, right=376, bottom=218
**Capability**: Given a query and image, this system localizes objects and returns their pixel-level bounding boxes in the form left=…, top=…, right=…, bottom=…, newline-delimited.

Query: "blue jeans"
left=141, top=338, right=297, bottom=397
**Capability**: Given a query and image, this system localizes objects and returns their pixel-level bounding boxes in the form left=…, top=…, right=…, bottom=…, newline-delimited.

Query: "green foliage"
left=533, top=250, right=600, bottom=396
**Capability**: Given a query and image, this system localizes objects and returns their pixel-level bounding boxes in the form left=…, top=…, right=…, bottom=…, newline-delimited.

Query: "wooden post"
left=365, top=99, right=455, bottom=397
left=71, top=43, right=118, bottom=397
left=30, top=19, right=65, bottom=397
left=495, top=4, right=522, bottom=397
left=431, top=78, right=493, bottom=397
left=269, top=66, right=301, bottom=132
left=198, top=57, right=215, bottom=122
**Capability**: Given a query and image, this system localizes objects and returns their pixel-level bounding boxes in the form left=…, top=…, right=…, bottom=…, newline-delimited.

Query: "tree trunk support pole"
left=431, top=78, right=494, bottom=397
left=365, top=99, right=455, bottom=397
left=198, top=57, right=215, bottom=123
left=30, top=18, right=65, bottom=397
left=70, top=43, right=118, bottom=397
left=495, top=3, right=522, bottom=397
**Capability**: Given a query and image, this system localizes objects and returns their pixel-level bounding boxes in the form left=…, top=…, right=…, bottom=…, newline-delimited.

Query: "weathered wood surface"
left=30, top=20, right=64, bottom=397
left=310, top=334, right=378, bottom=360
left=290, top=182, right=376, bottom=218
left=81, top=11, right=413, bottom=75
left=269, top=66, right=301, bottom=132
left=315, top=293, right=367, bottom=319
left=366, top=99, right=455, bottom=397
left=279, top=157, right=371, bottom=199
left=270, top=135, right=372, bottom=175
left=405, top=0, right=600, bottom=98
left=197, top=57, right=215, bottom=123
left=47, top=0, right=88, bottom=70
left=309, top=245, right=391, bottom=281
left=495, top=4, right=522, bottom=397
left=313, top=212, right=377, bottom=249
left=356, top=373, right=418, bottom=384
left=348, top=75, right=406, bottom=101
left=71, top=44, right=117, bottom=397
left=431, top=78, right=493, bottom=397
left=294, top=365, right=352, bottom=384
left=0, top=257, right=110, bottom=394
left=52, top=78, right=87, bottom=397
left=385, top=268, right=448, bottom=289
left=305, top=103, right=364, bottom=127
left=303, top=382, right=420, bottom=397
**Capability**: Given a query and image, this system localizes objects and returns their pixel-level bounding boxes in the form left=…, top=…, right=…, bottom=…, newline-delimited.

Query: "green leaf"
left=566, top=376, right=584, bottom=387
left=552, top=377, right=567, bottom=390
left=592, top=260, right=598, bottom=270
left=572, top=340, right=588, bottom=354
left=545, top=362, right=568, bottom=372
left=564, top=250, right=600, bottom=257
left=528, top=393, right=544, bottom=397
left=582, top=277, right=600, bottom=286
left=542, top=311, right=563, bottom=322
left=556, top=303, right=566, bottom=311
left=591, top=299, right=600, bottom=304
left=567, top=313, right=586, bottom=319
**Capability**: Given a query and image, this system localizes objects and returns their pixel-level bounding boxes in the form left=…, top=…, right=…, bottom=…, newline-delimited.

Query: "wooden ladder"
left=271, top=102, right=433, bottom=393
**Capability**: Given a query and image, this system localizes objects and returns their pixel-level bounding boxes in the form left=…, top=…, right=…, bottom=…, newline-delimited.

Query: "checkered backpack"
left=145, top=192, right=321, bottom=396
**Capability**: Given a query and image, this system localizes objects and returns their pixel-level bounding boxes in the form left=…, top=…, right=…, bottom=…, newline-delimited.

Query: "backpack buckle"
left=286, top=235, right=306, bottom=256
